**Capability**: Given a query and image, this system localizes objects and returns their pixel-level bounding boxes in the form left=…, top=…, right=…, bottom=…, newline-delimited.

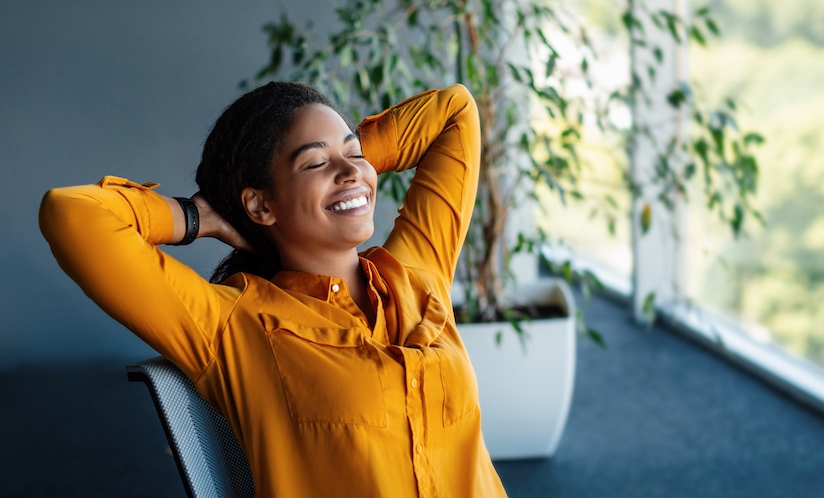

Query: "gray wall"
left=0, top=0, right=358, bottom=370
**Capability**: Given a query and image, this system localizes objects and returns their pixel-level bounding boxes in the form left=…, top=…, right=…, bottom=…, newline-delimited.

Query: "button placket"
left=401, top=349, right=427, bottom=462
left=408, top=347, right=437, bottom=497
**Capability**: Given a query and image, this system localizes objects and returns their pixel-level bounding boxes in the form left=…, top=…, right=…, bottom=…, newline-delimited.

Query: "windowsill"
left=541, top=245, right=824, bottom=416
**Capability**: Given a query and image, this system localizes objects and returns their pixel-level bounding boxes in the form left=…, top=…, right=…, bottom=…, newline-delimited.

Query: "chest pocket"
left=403, top=293, right=480, bottom=427
left=435, top=332, right=480, bottom=427
left=262, top=315, right=387, bottom=427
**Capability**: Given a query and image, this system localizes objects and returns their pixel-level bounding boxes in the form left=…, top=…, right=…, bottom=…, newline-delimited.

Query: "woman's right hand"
left=190, top=192, right=253, bottom=251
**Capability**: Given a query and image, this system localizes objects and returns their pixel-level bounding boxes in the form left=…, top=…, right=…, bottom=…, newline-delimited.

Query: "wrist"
left=170, top=197, right=199, bottom=245
left=190, top=193, right=217, bottom=239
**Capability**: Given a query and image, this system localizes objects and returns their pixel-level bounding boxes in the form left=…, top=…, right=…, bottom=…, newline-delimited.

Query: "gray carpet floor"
left=2, top=294, right=824, bottom=497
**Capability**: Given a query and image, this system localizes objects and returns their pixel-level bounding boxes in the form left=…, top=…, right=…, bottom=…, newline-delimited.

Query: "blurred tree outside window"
left=688, top=0, right=824, bottom=366
left=534, top=0, right=633, bottom=279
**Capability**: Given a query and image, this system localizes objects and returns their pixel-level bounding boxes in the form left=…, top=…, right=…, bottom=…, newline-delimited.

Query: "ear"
left=241, top=187, right=276, bottom=226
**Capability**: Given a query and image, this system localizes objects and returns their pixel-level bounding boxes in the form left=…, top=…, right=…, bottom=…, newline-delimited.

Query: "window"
left=689, top=0, right=824, bottom=367
left=535, top=0, right=633, bottom=280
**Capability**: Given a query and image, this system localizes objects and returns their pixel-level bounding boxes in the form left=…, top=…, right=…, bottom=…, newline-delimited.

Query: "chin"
left=351, top=225, right=375, bottom=248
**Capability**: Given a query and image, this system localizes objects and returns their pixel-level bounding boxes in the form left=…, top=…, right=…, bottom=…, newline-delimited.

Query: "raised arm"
left=358, top=84, right=481, bottom=284
left=39, top=176, right=242, bottom=379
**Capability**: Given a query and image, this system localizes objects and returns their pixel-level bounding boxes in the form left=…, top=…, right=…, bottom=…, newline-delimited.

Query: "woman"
left=40, top=82, right=508, bottom=497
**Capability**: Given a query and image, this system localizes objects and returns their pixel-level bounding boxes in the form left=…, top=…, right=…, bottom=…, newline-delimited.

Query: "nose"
left=334, top=157, right=363, bottom=184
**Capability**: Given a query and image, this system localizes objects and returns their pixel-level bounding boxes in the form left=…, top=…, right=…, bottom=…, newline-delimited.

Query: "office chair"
left=127, top=356, right=255, bottom=498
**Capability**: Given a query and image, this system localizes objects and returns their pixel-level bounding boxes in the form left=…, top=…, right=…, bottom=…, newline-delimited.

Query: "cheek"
left=362, top=162, right=378, bottom=186
left=274, top=181, right=321, bottom=221
left=288, top=176, right=324, bottom=203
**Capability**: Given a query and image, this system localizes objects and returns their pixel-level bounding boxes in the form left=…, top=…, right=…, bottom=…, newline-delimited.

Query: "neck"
left=280, top=244, right=360, bottom=284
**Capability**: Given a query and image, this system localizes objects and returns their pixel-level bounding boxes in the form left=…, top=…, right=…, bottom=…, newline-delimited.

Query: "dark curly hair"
left=195, top=81, right=341, bottom=283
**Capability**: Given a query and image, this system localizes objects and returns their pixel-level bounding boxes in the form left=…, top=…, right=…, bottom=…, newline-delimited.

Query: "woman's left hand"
left=191, top=192, right=253, bottom=251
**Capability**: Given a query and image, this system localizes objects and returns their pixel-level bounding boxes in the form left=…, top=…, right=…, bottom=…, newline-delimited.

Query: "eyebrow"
left=289, top=133, right=360, bottom=163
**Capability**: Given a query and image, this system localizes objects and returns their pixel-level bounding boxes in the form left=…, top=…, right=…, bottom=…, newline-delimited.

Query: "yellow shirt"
left=40, top=84, right=508, bottom=497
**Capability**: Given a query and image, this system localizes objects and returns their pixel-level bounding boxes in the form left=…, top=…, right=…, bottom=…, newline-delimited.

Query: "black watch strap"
left=171, top=197, right=199, bottom=246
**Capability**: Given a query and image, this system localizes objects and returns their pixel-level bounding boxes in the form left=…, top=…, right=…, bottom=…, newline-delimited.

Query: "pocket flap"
left=402, top=292, right=448, bottom=348
left=260, top=313, right=366, bottom=347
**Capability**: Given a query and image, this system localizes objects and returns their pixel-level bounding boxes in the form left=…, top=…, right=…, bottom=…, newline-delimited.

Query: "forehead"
left=284, top=104, right=353, bottom=147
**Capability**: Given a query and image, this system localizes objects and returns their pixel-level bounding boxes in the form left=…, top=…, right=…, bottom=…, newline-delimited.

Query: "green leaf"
left=650, top=13, right=664, bottom=30
left=693, top=137, right=710, bottom=167
left=621, top=10, right=644, bottom=34
left=743, top=132, right=765, bottom=146
left=546, top=55, right=556, bottom=78
left=705, top=18, right=720, bottom=36
left=562, top=260, right=573, bottom=282
left=340, top=47, right=353, bottom=67
left=684, top=161, right=696, bottom=180
left=331, top=78, right=348, bottom=104
left=508, top=63, right=523, bottom=83
left=536, top=27, right=551, bottom=47
left=270, top=46, right=283, bottom=74
left=561, top=127, right=580, bottom=139
left=510, top=317, right=524, bottom=336
left=605, top=195, right=618, bottom=209
left=690, top=26, right=706, bottom=46
left=587, top=329, right=608, bottom=349
left=467, top=53, right=481, bottom=89
left=407, top=7, right=419, bottom=27
left=357, top=67, right=370, bottom=94
left=667, top=88, right=687, bottom=108
left=641, top=203, right=652, bottom=234
left=660, top=11, right=682, bottom=43
left=583, top=269, right=605, bottom=290
left=731, top=203, right=744, bottom=236
left=642, top=292, right=656, bottom=326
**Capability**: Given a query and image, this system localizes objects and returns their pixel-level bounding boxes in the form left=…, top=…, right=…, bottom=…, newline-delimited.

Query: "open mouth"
left=326, top=195, right=368, bottom=212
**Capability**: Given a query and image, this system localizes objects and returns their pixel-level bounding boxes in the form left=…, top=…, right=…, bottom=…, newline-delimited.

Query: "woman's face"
left=264, top=104, right=377, bottom=258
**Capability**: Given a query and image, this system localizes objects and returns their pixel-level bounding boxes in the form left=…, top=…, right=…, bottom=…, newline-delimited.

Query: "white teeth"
left=331, top=196, right=367, bottom=212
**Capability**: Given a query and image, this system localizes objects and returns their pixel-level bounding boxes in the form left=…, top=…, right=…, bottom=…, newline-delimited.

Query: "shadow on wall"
left=0, top=243, right=156, bottom=372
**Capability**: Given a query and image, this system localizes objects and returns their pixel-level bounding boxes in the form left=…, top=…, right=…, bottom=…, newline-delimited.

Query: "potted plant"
left=243, top=0, right=762, bottom=459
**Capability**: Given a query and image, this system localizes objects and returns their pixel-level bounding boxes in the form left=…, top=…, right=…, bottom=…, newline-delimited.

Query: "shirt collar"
left=271, top=257, right=383, bottom=302
left=271, top=271, right=335, bottom=301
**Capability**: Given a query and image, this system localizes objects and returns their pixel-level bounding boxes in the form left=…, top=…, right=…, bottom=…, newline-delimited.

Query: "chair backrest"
left=127, top=356, right=255, bottom=498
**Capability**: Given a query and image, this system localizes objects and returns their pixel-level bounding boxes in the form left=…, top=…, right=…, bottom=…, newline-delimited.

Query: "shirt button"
left=416, top=444, right=423, bottom=454
left=331, top=284, right=340, bottom=292
left=411, top=378, right=418, bottom=388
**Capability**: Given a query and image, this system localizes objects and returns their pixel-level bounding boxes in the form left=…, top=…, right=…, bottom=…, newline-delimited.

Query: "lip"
left=324, top=186, right=372, bottom=213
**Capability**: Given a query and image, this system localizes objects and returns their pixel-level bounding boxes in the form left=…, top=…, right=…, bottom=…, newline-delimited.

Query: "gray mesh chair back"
left=127, top=356, right=255, bottom=498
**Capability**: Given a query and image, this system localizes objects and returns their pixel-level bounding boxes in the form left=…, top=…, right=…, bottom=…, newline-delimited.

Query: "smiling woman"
left=251, top=105, right=378, bottom=281
left=38, top=82, right=508, bottom=497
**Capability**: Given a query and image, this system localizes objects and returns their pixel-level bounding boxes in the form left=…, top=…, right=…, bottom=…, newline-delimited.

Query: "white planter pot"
left=459, top=278, right=576, bottom=460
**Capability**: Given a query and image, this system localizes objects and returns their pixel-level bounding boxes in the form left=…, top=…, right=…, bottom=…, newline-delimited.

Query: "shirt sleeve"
left=358, top=84, right=481, bottom=285
left=39, top=176, right=241, bottom=379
